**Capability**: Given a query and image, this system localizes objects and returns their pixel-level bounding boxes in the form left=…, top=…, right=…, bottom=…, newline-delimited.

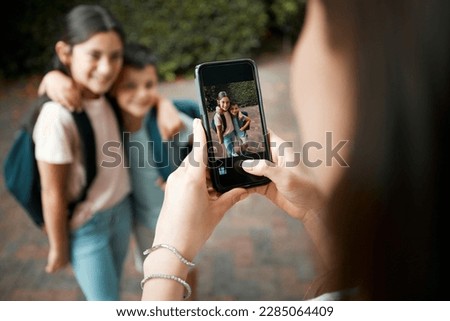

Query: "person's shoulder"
left=38, top=100, right=73, bottom=123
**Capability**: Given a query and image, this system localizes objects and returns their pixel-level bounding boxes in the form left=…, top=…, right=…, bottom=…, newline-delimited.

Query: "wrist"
left=143, top=248, right=190, bottom=279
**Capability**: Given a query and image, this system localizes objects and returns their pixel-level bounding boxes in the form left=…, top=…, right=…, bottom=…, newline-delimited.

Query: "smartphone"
left=195, top=58, right=272, bottom=192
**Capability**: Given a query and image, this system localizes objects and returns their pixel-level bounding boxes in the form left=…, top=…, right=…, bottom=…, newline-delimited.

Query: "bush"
left=269, top=0, right=306, bottom=42
left=103, top=0, right=268, bottom=81
left=0, top=0, right=82, bottom=79
left=1, top=1, right=306, bottom=81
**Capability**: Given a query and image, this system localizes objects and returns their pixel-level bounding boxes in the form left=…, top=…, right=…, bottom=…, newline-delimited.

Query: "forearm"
left=302, top=208, right=336, bottom=271
left=37, top=162, right=70, bottom=253
left=217, top=130, right=223, bottom=143
left=240, top=120, right=250, bottom=131
left=41, top=189, right=69, bottom=252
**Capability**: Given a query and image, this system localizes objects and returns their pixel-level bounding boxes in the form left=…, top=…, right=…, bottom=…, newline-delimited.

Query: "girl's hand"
left=46, top=244, right=70, bottom=273
left=243, top=131, right=324, bottom=222
left=38, top=70, right=82, bottom=111
left=242, top=131, right=337, bottom=267
left=152, top=119, right=249, bottom=261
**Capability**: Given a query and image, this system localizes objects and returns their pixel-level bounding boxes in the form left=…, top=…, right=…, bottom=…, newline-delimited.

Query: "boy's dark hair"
left=123, top=42, right=158, bottom=71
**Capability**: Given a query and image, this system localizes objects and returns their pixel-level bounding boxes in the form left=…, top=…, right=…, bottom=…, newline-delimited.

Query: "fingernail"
left=241, top=160, right=253, bottom=170
left=239, top=192, right=249, bottom=201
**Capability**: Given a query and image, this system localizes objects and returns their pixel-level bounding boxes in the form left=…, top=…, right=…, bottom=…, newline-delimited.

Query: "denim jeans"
left=223, top=131, right=236, bottom=157
left=70, top=195, right=132, bottom=300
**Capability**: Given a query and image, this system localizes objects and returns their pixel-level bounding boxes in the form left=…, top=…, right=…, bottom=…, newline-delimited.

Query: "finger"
left=45, top=263, right=55, bottom=274
left=56, top=93, right=74, bottom=112
left=159, top=126, right=169, bottom=141
left=214, top=187, right=249, bottom=218
left=266, top=130, right=297, bottom=166
left=186, top=118, right=207, bottom=173
left=74, top=94, right=83, bottom=112
left=241, top=158, right=279, bottom=180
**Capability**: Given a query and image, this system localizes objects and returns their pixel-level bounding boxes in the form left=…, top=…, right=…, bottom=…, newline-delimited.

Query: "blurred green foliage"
left=0, top=0, right=305, bottom=81
left=203, top=81, right=258, bottom=112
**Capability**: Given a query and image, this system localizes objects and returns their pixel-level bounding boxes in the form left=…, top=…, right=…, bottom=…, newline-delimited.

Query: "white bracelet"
left=141, top=273, right=192, bottom=300
left=143, top=244, right=195, bottom=267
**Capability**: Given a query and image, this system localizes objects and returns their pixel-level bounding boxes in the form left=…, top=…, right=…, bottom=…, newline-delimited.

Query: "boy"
left=229, top=102, right=251, bottom=154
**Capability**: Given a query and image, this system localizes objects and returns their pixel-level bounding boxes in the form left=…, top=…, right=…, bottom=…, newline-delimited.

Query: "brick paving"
left=0, top=53, right=320, bottom=301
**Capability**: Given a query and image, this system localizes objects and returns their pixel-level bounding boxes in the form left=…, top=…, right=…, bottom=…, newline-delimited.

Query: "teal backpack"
left=3, top=96, right=96, bottom=227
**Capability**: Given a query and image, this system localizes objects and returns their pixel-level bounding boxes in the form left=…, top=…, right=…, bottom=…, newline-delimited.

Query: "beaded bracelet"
left=143, top=244, right=195, bottom=268
left=141, top=273, right=192, bottom=300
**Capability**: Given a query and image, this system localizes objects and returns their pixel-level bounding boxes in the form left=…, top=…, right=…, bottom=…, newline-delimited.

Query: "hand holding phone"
left=195, top=58, right=272, bottom=192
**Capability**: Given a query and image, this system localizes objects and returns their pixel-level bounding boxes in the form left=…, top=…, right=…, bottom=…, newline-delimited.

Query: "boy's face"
left=111, top=64, right=158, bottom=118
left=230, top=104, right=239, bottom=116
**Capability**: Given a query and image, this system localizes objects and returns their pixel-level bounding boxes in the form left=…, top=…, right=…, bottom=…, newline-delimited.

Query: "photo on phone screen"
left=195, top=59, right=271, bottom=192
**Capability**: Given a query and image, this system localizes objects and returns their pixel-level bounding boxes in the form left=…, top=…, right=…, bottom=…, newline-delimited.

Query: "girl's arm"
left=37, top=161, right=71, bottom=273
left=142, top=119, right=248, bottom=300
left=217, top=125, right=224, bottom=144
left=242, top=131, right=335, bottom=269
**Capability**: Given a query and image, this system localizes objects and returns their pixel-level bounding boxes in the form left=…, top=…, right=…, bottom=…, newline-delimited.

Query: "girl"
left=213, top=91, right=237, bottom=157
left=140, top=0, right=450, bottom=300
left=33, top=4, right=131, bottom=300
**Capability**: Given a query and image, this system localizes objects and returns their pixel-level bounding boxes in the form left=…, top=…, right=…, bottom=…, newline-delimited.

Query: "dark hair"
left=123, top=42, right=158, bottom=70
left=53, top=5, right=125, bottom=72
left=314, top=0, right=450, bottom=299
left=217, top=91, right=228, bottom=100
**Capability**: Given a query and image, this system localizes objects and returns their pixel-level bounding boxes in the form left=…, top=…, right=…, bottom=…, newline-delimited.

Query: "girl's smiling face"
left=66, top=31, right=123, bottom=98
left=218, top=96, right=230, bottom=111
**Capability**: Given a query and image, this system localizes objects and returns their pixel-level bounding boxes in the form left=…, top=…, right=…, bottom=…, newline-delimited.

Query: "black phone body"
left=195, top=58, right=272, bottom=192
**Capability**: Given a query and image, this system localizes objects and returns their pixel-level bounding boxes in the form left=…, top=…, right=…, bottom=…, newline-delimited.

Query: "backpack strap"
left=146, top=107, right=173, bottom=180
left=145, top=99, right=201, bottom=181
left=64, top=111, right=96, bottom=215
left=172, top=99, right=201, bottom=119
left=220, top=113, right=227, bottom=132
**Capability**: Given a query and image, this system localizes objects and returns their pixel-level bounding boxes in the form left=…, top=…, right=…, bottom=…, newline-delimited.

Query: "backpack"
left=210, top=113, right=227, bottom=133
left=3, top=96, right=96, bottom=228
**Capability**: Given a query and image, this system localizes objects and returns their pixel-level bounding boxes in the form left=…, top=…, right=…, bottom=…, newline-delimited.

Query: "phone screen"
left=195, top=59, right=271, bottom=192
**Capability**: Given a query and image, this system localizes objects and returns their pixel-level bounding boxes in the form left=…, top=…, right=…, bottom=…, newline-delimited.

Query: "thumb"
left=214, top=187, right=249, bottom=216
left=242, top=159, right=278, bottom=180
left=186, top=118, right=207, bottom=173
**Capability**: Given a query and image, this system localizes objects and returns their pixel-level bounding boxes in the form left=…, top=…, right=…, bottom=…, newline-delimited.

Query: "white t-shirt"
left=213, top=107, right=234, bottom=136
left=33, top=97, right=130, bottom=229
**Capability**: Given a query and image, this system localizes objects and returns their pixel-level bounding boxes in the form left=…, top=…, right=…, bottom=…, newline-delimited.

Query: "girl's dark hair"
left=217, top=91, right=228, bottom=100
left=316, top=0, right=450, bottom=299
left=53, top=5, right=125, bottom=72
left=123, top=42, right=158, bottom=70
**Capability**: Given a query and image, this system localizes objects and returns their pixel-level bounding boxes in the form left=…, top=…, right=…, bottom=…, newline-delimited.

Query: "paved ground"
left=0, top=53, right=321, bottom=301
